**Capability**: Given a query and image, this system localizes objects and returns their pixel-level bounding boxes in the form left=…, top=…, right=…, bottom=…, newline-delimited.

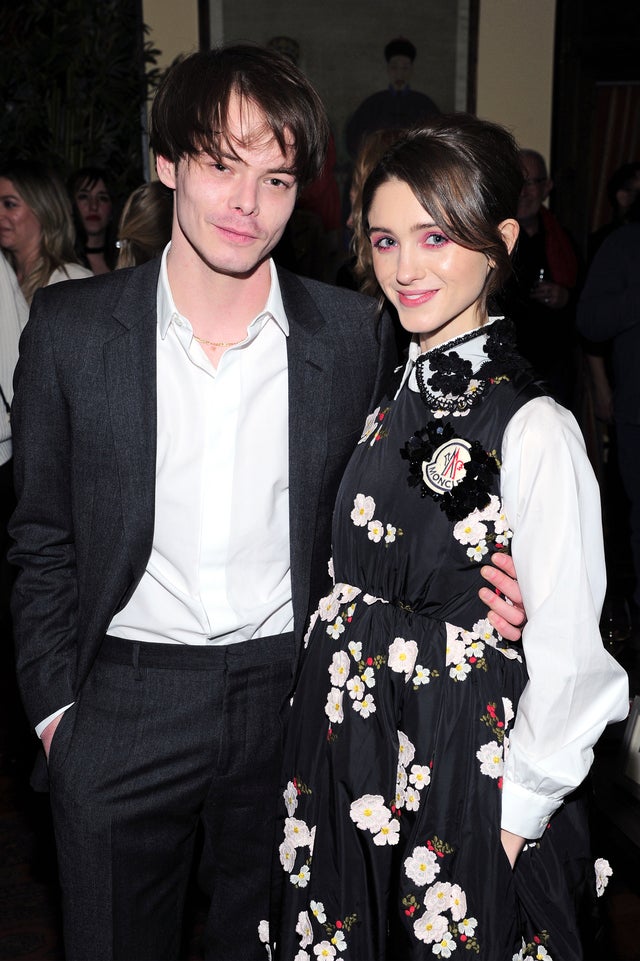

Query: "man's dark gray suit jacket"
left=9, top=258, right=395, bottom=735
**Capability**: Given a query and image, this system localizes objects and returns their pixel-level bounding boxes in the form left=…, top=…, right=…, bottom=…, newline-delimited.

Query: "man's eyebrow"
left=211, top=151, right=296, bottom=177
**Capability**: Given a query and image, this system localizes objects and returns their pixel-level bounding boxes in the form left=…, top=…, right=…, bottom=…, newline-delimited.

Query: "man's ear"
left=497, top=218, right=519, bottom=256
left=156, top=155, right=177, bottom=190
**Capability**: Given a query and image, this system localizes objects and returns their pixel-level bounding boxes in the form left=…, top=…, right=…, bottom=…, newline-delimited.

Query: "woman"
left=115, top=180, right=173, bottom=269
left=273, top=116, right=628, bottom=960
left=0, top=161, right=92, bottom=304
left=68, top=166, right=118, bottom=274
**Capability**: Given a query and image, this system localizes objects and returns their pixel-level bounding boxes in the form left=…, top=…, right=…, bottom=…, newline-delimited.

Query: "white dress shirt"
left=404, top=322, right=629, bottom=839
left=109, top=248, right=293, bottom=646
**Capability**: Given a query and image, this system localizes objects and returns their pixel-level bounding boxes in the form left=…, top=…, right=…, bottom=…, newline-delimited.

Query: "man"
left=578, top=204, right=640, bottom=622
left=588, top=160, right=640, bottom=260
left=345, top=37, right=440, bottom=160
left=9, top=45, right=523, bottom=960
left=501, top=148, right=580, bottom=408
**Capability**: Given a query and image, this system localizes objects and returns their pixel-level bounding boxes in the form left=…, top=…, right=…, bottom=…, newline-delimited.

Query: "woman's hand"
left=501, top=828, right=526, bottom=868
left=478, top=553, right=526, bottom=641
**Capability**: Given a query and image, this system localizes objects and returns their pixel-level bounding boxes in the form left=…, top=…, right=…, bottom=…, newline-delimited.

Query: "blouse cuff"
left=501, top=777, right=563, bottom=840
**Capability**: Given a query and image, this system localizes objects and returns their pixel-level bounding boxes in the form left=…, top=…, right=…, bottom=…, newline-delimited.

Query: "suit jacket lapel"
left=104, top=260, right=160, bottom=574
left=280, top=269, right=333, bottom=638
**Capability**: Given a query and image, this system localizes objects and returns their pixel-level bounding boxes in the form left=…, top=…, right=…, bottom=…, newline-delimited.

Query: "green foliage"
left=0, top=0, right=162, bottom=202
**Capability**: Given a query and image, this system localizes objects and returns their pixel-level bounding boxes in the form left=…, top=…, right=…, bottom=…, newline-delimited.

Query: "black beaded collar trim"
left=415, top=319, right=525, bottom=414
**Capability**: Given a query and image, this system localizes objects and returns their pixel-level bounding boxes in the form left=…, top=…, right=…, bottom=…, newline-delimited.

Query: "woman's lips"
left=397, top=289, right=438, bottom=307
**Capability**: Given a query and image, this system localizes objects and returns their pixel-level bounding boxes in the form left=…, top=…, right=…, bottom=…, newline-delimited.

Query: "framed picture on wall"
left=618, top=695, right=640, bottom=801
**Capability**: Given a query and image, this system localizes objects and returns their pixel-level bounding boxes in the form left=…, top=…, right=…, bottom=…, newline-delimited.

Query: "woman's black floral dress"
left=273, top=323, right=597, bottom=961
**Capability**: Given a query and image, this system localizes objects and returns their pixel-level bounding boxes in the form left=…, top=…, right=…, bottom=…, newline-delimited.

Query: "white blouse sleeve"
left=500, top=396, right=629, bottom=840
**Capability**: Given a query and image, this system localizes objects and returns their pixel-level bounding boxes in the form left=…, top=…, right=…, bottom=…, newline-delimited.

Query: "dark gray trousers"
left=48, top=632, right=295, bottom=960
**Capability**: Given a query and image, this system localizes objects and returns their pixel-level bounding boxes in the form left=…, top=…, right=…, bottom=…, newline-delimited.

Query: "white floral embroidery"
left=458, top=917, right=477, bottom=936
left=294, top=953, right=310, bottom=961
left=326, top=616, right=345, bottom=640
left=432, top=931, right=457, bottom=957
left=325, top=687, right=344, bottom=724
left=396, top=766, right=408, bottom=792
left=290, top=864, right=311, bottom=888
left=473, top=617, right=523, bottom=661
left=413, top=664, right=431, bottom=685
left=449, top=885, right=467, bottom=922
left=512, top=940, right=526, bottom=961
left=337, top=583, right=359, bottom=604
left=318, top=593, right=340, bottom=623
left=330, top=929, right=347, bottom=952
left=453, top=496, right=513, bottom=567
left=313, top=942, right=336, bottom=959
left=258, top=919, right=270, bottom=946
left=285, top=817, right=313, bottom=848
left=404, top=846, right=440, bottom=886
left=453, top=516, right=488, bottom=545
left=310, top=900, right=326, bottom=924
left=303, top=610, right=319, bottom=649
left=534, top=948, right=553, bottom=961
left=350, top=794, right=390, bottom=833
left=502, top=697, right=515, bottom=727
left=346, top=675, right=364, bottom=700
left=449, top=660, right=472, bottom=681
left=296, top=911, right=313, bottom=948
left=476, top=740, right=504, bottom=778
left=329, top=651, right=350, bottom=687
left=279, top=838, right=296, bottom=872
left=373, top=818, right=400, bottom=846
left=467, top=541, right=489, bottom=562
left=424, top=882, right=454, bottom=914
left=413, top=911, right=449, bottom=944
left=385, top=524, right=397, bottom=544
left=388, top=637, right=419, bottom=679
left=404, top=788, right=420, bottom=811
left=358, top=407, right=381, bottom=444
left=348, top=640, right=362, bottom=660
left=350, top=493, right=375, bottom=526
left=362, top=593, right=388, bottom=605
left=594, top=857, right=613, bottom=897
left=361, top=666, right=375, bottom=688
left=398, top=731, right=416, bottom=766
left=367, top=519, right=385, bottom=543
left=409, top=764, right=431, bottom=790
left=353, top=693, right=376, bottom=718
left=464, top=639, right=485, bottom=659
left=284, top=781, right=298, bottom=817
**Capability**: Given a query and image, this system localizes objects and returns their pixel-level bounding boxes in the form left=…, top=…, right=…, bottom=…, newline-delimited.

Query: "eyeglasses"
left=521, top=177, right=547, bottom=188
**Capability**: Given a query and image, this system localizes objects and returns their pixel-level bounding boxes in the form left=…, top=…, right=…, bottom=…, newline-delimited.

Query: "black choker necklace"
left=85, top=245, right=105, bottom=254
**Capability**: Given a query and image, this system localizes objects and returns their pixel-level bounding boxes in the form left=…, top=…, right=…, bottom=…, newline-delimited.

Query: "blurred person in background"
left=68, top=166, right=118, bottom=274
left=116, top=180, right=173, bottom=269
left=0, top=252, right=28, bottom=625
left=500, top=149, right=580, bottom=409
left=0, top=161, right=92, bottom=304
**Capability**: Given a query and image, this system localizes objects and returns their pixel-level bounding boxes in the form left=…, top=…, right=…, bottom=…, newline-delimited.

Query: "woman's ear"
left=497, top=218, right=519, bottom=255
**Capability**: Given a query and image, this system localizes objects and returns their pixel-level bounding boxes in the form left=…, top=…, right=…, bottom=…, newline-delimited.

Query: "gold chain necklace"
left=193, top=334, right=244, bottom=349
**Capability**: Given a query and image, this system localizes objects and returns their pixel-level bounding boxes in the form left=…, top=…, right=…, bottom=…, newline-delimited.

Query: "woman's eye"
left=425, top=232, right=449, bottom=247
left=371, top=236, right=396, bottom=250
